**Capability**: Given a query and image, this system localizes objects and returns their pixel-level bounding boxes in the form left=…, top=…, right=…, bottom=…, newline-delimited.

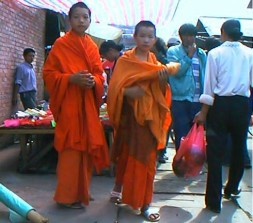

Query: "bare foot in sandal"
left=141, top=206, right=160, bottom=222
left=110, top=184, right=122, bottom=203
left=27, top=210, right=49, bottom=223
left=110, top=191, right=122, bottom=203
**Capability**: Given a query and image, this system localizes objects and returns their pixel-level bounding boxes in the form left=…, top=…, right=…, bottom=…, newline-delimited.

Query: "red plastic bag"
left=172, top=123, right=206, bottom=178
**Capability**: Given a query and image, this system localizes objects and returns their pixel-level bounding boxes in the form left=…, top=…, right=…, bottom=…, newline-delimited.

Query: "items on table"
left=3, top=108, right=54, bottom=128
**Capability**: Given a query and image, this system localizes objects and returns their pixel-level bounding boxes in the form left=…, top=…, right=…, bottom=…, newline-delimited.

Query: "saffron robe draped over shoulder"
left=107, top=48, right=179, bottom=209
left=43, top=31, right=109, bottom=172
left=107, top=48, right=179, bottom=149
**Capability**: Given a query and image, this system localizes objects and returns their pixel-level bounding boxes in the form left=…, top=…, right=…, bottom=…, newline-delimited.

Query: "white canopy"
left=17, top=0, right=252, bottom=43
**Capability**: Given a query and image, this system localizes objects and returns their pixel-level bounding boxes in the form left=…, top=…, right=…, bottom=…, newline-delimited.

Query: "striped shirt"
left=192, top=52, right=200, bottom=102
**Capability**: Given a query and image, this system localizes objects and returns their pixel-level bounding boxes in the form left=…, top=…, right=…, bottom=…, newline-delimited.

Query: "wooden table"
left=0, top=124, right=114, bottom=175
left=0, top=126, right=55, bottom=173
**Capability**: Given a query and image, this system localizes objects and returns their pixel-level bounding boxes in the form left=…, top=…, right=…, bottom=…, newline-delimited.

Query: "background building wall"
left=0, top=0, right=46, bottom=123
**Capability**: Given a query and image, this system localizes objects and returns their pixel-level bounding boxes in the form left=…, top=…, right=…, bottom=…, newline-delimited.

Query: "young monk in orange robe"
left=107, top=21, right=179, bottom=222
left=43, top=2, right=109, bottom=209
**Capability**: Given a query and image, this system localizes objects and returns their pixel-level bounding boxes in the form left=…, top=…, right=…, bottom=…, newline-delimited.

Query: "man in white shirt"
left=194, top=19, right=253, bottom=213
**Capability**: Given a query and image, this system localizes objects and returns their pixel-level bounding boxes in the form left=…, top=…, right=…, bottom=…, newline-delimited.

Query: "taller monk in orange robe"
left=43, top=2, right=109, bottom=208
left=107, top=21, right=179, bottom=221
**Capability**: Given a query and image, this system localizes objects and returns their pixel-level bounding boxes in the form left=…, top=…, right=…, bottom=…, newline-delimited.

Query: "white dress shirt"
left=199, top=41, right=253, bottom=106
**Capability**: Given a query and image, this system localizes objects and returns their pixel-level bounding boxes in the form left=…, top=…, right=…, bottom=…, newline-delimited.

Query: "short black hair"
left=179, top=23, right=197, bottom=36
left=68, top=2, right=91, bottom=19
left=134, top=20, right=156, bottom=37
left=154, top=37, right=167, bottom=55
left=23, top=48, right=35, bottom=56
left=221, top=19, right=243, bottom=41
left=99, top=40, right=124, bottom=55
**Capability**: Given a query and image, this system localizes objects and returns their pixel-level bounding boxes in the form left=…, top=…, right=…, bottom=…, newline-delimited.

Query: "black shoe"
left=206, top=205, right=221, bottom=214
left=158, top=157, right=166, bottom=163
left=244, top=161, right=252, bottom=169
left=163, top=155, right=169, bottom=160
left=223, top=188, right=241, bottom=199
left=57, top=202, right=84, bottom=209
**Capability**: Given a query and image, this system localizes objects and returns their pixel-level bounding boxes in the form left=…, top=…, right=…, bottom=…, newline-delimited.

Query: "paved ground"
left=0, top=130, right=252, bottom=223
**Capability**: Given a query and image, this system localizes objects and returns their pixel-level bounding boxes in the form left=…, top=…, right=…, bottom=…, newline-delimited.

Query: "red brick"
left=0, top=0, right=46, bottom=121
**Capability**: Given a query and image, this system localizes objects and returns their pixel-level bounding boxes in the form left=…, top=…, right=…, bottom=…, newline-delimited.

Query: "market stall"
left=196, top=16, right=253, bottom=49
left=0, top=104, right=114, bottom=175
left=0, top=126, right=54, bottom=173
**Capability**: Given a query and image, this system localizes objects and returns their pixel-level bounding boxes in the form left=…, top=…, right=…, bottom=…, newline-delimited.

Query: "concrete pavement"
left=0, top=130, right=252, bottom=223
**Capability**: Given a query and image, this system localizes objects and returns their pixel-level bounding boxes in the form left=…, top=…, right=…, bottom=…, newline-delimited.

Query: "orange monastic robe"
left=43, top=31, right=109, bottom=205
left=107, top=48, right=179, bottom=209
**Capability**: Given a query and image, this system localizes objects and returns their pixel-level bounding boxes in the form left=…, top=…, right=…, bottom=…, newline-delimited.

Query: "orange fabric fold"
left=116, top=143, right=157, bottom=209
left=107, top=48, right=179, bottom=147
left=43, top=31, right=109, bottom=172
left=108, top=48, right=179, bottom=209
left=54, top=150, right=93, bottom=205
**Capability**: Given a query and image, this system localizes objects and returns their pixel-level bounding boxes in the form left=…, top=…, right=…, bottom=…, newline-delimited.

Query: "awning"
left=86, top=23, right=123, bottom=46
left=247, top=0, right=252, bottom=8
left=17, top=0, right=179, bottom=27
left=196, top=16, right=253, bottom=48
left=197, top=16, right=253, bottom=37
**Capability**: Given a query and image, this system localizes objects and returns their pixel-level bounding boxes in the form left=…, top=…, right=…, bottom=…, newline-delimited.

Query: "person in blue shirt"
left=166, top=23, right=206, bottom=151
left=12, top=48, right=37, bottom=110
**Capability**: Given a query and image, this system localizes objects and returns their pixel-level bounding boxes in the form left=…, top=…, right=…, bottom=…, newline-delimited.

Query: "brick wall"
left=0, top=0, right=46, bottom=123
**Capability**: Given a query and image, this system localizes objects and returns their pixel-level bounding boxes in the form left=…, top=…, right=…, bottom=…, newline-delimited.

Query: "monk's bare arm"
left=158, top=68, right=169, bottom=94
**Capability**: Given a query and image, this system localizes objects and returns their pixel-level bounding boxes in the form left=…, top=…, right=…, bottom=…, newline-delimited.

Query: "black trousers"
left=205, top=95, right=249, bottom=208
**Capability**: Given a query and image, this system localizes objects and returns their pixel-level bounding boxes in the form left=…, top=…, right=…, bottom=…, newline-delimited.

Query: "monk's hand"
left=69, top=70, right=95, bottom=88
left=83, top=72, right=95, bottom=89
left=158, top=68, right=169, bottom=83
left=158, top=68, right=169, bottom=93
left=124, top=86, right=145, bottom=99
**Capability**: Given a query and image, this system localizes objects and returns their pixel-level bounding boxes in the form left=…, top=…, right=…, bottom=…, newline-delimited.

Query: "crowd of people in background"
left=2, top=1, right=252, bottom=222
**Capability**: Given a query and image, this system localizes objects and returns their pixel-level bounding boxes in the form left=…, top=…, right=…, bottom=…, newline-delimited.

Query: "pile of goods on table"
left=3, top=102, right=111, bottom=128
left=3, top=102, right=54, bottom=128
